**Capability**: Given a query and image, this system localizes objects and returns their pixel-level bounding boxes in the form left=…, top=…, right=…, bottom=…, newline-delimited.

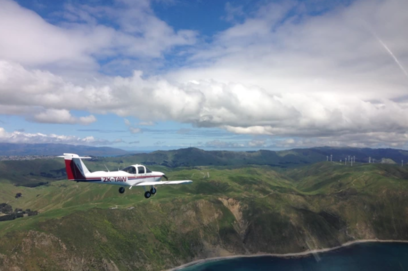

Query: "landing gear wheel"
left=150, top=187, right=157, bottom=195
left=119, top=187, right=125, bottom=194
left=144, top=191, right=152, bottom=199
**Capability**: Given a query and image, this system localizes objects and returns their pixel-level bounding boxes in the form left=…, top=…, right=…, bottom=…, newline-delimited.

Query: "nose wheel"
left=119, top=187, right=125, bottom=194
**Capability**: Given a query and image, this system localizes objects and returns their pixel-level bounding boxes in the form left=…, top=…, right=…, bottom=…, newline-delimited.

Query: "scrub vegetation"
left=1, top=149, right=408, bottom=270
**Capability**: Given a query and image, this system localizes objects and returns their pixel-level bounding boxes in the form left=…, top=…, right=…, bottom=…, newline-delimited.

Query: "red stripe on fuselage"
left=66, top=171, right=162, bottom=182
left=83, top=175, right=162, bottom=180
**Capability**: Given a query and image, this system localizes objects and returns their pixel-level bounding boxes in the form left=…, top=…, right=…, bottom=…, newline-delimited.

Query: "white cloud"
left=0, top=0, right=105, bottom=68
left=31, top=109, right=96, bottom=125
left=129, top=127, right=141, bottom=134
left=1, top=54, right=408, bottom=147
left=0, top=0, right=196, bottom=70
left=0, top=127, right=112, bottom=145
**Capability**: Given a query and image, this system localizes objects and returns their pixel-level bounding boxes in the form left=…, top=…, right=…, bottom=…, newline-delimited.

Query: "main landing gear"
left=144, top=187, right=157, bottom=199
left=118, top=186, right=156, bottom=198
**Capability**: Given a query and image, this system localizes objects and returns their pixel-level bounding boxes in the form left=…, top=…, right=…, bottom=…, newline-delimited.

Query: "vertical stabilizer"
left=58, top=153, right=91, bottom=180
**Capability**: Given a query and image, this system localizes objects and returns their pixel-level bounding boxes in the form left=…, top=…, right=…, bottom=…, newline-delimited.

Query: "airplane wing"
left=134, top=180, right=192, bottom=186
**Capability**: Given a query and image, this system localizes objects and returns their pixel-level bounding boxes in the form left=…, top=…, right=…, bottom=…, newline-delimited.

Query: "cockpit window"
left=120, top=166, right=136, bottom=174
left=137, top=166, right=145, bottom=174
left=146, top=167, right=152, bottom=173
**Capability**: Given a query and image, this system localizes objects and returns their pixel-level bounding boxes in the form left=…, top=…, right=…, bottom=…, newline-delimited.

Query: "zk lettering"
left=102, top=177, right=127, bottom=182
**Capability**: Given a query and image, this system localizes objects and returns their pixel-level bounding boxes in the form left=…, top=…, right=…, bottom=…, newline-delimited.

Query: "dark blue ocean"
left=179, top=242, right=408, bottom=271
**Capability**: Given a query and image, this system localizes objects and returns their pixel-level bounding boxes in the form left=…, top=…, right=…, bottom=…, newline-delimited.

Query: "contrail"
left=369, top=28, right=408, bottom=79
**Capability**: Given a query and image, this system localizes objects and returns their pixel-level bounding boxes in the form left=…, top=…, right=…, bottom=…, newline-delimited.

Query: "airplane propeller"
left=163, top=175, right=168, bottom=180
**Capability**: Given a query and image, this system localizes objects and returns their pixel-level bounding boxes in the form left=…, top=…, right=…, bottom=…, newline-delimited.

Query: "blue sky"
left=0, top=0, right=407, bottom=151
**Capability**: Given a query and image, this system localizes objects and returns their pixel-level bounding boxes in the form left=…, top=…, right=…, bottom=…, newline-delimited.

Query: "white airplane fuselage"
left=83, top=170, right=165, bottom=187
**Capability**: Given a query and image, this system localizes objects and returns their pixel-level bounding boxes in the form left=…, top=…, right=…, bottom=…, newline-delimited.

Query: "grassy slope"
left=1, top=161, right=408, bottom=270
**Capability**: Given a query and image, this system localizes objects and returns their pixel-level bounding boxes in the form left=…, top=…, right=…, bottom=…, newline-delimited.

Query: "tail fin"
left=59, top=153, right=91, bottom=180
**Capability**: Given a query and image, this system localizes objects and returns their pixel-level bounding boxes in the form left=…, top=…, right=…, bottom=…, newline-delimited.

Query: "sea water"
left=178, top=242, right=408, bottom=271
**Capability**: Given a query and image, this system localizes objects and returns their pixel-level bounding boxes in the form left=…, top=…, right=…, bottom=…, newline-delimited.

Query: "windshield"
left=120, top=166, right=135, bottom=174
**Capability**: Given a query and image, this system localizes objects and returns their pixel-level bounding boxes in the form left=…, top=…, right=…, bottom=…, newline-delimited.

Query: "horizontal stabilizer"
left=58, top=153, right=92, bottom=160
left=135, top=180, right=193, bottom=186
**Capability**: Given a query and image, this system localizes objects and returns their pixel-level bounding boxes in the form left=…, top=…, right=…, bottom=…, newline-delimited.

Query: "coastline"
left=167, top=239, right=408, bottom=271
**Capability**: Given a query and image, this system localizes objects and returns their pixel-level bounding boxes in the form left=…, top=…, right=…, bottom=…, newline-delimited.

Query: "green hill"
left=0, top=159, right=66, bottom=186
left=1, top=154, right=408, bottom=270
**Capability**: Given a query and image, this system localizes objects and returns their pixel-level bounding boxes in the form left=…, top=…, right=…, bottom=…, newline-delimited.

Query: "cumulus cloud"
left=0, top=60, right=203, bottom=120
left=0, top=0, right=196, bottom=70
left=0, top=127, right=113, bottom=145
left=31, top=109, right=96, bottom=125
left=2, top=60, right=407, bottom=138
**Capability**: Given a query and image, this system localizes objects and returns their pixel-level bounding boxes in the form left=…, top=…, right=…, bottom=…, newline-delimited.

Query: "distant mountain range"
left=0, top=143, right=129, bottom=156
left=116, top=147, right=408, bottom=168
left=1, top=144, right=408, bottom=165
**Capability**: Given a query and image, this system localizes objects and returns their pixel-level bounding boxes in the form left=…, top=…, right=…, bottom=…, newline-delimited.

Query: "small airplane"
left=59, top=153, right=192, bottom=199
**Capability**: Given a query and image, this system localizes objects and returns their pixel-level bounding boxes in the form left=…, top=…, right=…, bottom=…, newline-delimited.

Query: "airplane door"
left=137, top=166, right=146, bottom=176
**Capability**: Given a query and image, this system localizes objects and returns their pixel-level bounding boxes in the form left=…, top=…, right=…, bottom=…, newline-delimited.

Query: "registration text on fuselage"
left=102, top=176, right=127, bottom=182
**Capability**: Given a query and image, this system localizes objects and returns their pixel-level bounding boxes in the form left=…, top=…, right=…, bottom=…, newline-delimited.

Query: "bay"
left=178, top=242, right=408, bottom=271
